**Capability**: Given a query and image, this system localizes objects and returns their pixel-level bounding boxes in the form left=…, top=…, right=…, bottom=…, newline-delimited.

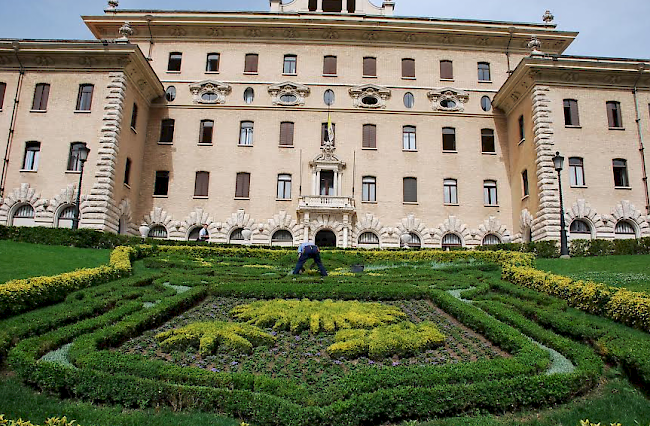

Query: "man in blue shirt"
left=292, top=241, right=328, bottom=277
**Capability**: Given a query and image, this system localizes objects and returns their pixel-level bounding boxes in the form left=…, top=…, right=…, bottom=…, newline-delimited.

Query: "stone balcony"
left=297, top=196, right=356, bottom=213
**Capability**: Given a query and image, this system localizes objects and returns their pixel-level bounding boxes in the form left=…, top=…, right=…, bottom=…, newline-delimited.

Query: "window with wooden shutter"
left=0, top=82, right=6, bottom=109
left=362, top=124, right=376, bottom=148
left=440, top=60, right=453, bottom=80
left=613, top=159, right=629, bottom=187
left=606, top=101, right=622, bottom=128
left=518, top=115, right=525, bottom=141
left=403, top=177, right=417, bottom=203
left=521, top=170, right=529, bottom=196
left=235, top=172, right=251, bottom=198
left=363, top=57, right=377, bottom=77
left=563, top=99, right=580, bottom=126
left=130, top=103, right=138, bottom=129
left=32, top=83, right=50, bottom=111
left=124, top=158, right=131, bottom=185
left=279, top=122, right=294, bottom=146
left=206, top=53, right=220, bottom=72
left=194, top=171, right=210, bottom=197
left=160, top=119, right=175, bottom=143
left=477, top=62, right=491, bottom=81
left=76, top=84, right=94, bottom=111
left=402, top=58, right=415, bottom=78
left=244, top=54, right=259, bottom=73
left=323, top=56, right=337, bottom=75
left=167, top=52, right=182, bottom=72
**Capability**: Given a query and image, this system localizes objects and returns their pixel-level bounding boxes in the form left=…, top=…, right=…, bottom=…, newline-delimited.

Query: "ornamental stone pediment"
left=427, top=87, right=469, bottom=112
left=268, top=82, right=310, bottom=106
left=189, top=80, right=232, bottom=104
left=349, top=84, right=391, bottom=109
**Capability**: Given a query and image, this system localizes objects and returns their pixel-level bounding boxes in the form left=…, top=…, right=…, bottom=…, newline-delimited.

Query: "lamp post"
left=552, top=151, right=570, bottom=258
left=72, top=145, right=91, bottom=230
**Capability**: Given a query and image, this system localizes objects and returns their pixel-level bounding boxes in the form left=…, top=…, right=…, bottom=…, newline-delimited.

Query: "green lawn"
left=0, top=240, right=110, bottom=283
left=536, top=254, right=650, bottom=293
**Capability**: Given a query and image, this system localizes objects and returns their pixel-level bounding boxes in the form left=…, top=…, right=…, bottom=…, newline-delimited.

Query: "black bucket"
left=350, top=264, right=365, bottom=273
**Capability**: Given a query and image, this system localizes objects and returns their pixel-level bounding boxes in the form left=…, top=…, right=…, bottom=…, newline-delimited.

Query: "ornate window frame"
left=349, top=84, right=391, bottom=109
left=427, top=87, right=469, bottom=112
left=268, top=82, right=310, bottom=106
left=189, top=80, right=232, bottom=105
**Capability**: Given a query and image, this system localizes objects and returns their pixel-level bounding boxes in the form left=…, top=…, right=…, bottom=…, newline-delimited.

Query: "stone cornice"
left=493, top=56, right=650, bottom=115
left=0, top=40, right=164, bottom=102
left=83, top=11, right=577, bottom=55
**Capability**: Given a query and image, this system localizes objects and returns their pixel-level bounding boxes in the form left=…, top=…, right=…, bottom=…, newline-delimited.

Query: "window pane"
left=444, top=179, right=457, bottom=204
left=160, top=119, right=175, bottom=143
left=484, top=181, right=498, bottom=205
left=154, top=171, right=170, bottom=196
left=403, top=177, right=417, bottom=202
left=280, top=122, right=294, bottom=146
left=240, top=121, right=254, bottom=145
left=243, top=87, right=255, bottom=104
left=478, top=62, right=490, bottom=81
left=607, top=102, right=622, bottom=128
left=76, top=84, right=94, bottom=111
left=236, top=172, right=251, bottom=198
left=67, top=142, right=86, bottom=171
left=206, top=53, right=220, bottom=72
left=23, top=142, right=40, bottom=171
left=322, top=122, right=336, bottom=146
left=194, top=171, right=210, bottom=197
left=0, top=82, right=6, bottom=109
left=522, top=170, right=529, bottom=196
left=283, top=55, right=297, bottom=74
left=362, top=176, right=376, bottom=202
left=404, top=92, right=414, bottom=109
left=200, top=120, right=214, bottom=144
left=363, top=57, right=377, bottom=77
left=32, top=83, right=50, bottom=110
left=165, top=86, right=176, bottom=102
left=168, top=52, right=182, bottom=72
left=277, top=174, right=291, bottom=199
left=518, top=116, right=525, bottom=141
left=442, top=127, right=456, bottom=151
left=481, top=129, right=495, bottom=153
left=403, top=126, right=416, bottom=150
left=481, top=96, right=492, bottom=112
left=245, top=54, right=259, bottom=73
left=323, top=56, right=337, bottom=75
left=402, top=58, right=415, bottom=78
left=613, top=159, right=629, bottom=187
left=363, top=124, right=376, bottom=148
left=440, top=60, right=453, bottom=79
left=124, top=158, right=131, bottom=185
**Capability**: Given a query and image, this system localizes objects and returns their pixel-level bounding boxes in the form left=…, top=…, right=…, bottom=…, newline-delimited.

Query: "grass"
left=0, top=240, right=111, bottom=284
left=536, top=254, right=650, bottom=293
left=0, top=374, right=239, bottom=426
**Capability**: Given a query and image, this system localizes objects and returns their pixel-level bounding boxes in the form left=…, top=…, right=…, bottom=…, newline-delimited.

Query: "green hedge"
left=478, top=238, right=650, bottom=258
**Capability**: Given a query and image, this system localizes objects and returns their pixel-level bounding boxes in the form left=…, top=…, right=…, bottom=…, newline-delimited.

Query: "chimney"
left=270, top=0, right=282, bottom=13
left=382, top=1, right=395, bottom=16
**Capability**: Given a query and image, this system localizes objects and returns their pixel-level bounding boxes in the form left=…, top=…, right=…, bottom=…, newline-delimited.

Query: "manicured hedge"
left=478, top=237, right=650, bottom=258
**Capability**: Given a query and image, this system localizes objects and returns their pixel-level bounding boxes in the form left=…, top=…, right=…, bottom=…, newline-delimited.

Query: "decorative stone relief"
left=189, top=80, right=232, bottom=105
left=268, top=82, right=310, bottom=106
left=609, top=200, right=650, bottom=236
left=563, top=199, right=607, bottom=238
left=117, top=199, right=135, bottom=235
left=259, top=210, right=302, bottom=243
left=322, top=30, right=340, bottom=40
left=431, top=216, right=473, bottom=247
left=512, top=209, right=535, bottom=243
left=178, top=208, right=217, bottom=240
left=206, top=28, right=225, bottom=37
left=0, top=183, right=47, bottom=225
left=309, top=214, right=344, bottom=237
left=143, top=207, right=178, bottom=236
left=353, top=213, right=389, bottom=243
left=215, top=209, right=256, bottom=242
left=349, top=84, right=391, bottom=109
left=475, top=217, right=511, bottom=244
left=427, top=88, right=469, bottom=112
left=395, top=214, right=432, bottom=246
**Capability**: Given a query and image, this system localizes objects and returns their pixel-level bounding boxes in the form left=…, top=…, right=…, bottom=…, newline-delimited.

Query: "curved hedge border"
left=502, top=264, right=650, bottom=332
left=0, top=246, right=151, bottom=319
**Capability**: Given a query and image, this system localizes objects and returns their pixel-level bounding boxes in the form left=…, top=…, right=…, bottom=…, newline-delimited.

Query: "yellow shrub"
left=232, top=299, right=406, bottom=334
left=0, top=415, right=81, bottom=426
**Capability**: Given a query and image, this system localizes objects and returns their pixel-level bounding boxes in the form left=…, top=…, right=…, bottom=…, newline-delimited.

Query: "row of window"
left=563, top=99, right=626, bottom=129
left=25, top=83, right=94, bottom=112
left=165, top=84, right=494, bottom=112
left=167, top=52, right=493, bottom=81
left=159, top=119, right=499, bottom=153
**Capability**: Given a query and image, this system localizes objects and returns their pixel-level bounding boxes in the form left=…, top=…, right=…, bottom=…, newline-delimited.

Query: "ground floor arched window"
left=56, top=205, right=76, bottom=229
left=482, top=234, right=502, bottom=246
left=442, top=233, right=462, bottom=250
left=615, top=220, right=637, bottom=239
left=10, top=204, right=35, bottom=227
left=271, top=229, right=293, bottom=246
left=148, top=225, right=168, bottom=239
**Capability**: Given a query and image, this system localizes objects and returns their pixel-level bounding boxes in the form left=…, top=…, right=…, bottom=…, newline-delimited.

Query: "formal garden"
left=0, top=227, right=649, bottom=426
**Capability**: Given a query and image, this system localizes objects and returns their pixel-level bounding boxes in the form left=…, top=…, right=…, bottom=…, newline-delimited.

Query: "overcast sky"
left=1, top=0, right=648, bottom=59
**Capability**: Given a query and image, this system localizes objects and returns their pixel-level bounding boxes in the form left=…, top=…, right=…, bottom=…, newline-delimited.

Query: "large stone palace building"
left=0, top=0, right=649, bottom=248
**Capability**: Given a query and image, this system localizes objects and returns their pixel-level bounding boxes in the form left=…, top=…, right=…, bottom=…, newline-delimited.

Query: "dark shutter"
left=124, top=158, right=131, bottom=185
left=245, top=54, right=258, bottom=73
left=362, top=124, right=376, bottom=148
left=363, top=57, right=376, bottom=77
left=481, top=129, right=495, bottom=153
left=442, top=127, right=456, bottom=151
left=607, top=102, right=622, bottom=128
left=200, top=120, right=213, bottom=144
left=402, top=59, right=415, bottom=78
left=440, top=61, right=453, bottom=79
left=154, top=171, right=170, bottom=196
left=403, top=178, right=417, bottom=203
left=280, top=122, right=294, bottom=146
left=194, top=171, right=209, bottom=197
left=323, top=56, right=337, bottom=75
left=160, top=119, right=175, bottom=143
left=236, top=172, right=250, bottom=198
left=33, top=84, right=50, bottom=110
left=0, top=82, right=5, bottom=109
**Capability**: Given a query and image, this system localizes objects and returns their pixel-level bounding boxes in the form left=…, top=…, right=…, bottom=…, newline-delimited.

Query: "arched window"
left=165, top=86, right=176, bottom=102
left=56, top=205, right=76, bottom=229
left=230, top=228, right=245, bottom=243
left=67, top=142, right=88, bottom=172
left=148, top=225, right=168, bottom=239
left=10, top=204, right=35, bottom=227
left=615, top=220, right=637, bottom=239
left=570, top=219, right=591, bottom=234
left=243, top=87, right=255, bottom=104
left=403, top=92, right=415, bottom=109
left=482, top=234, right=502, bottom=246
left=358, top=232, right=380, bottom=247
left=442, top=233, right=462, bottom=250
left=271, top=230, right=293, bottom=246
left=188, top=226, right=202, bottom=241
left=323, top=89, right=335, bottom=106
left=480, top=96, right=492, bottom=112
left=118, top=216, right=128, bottom=235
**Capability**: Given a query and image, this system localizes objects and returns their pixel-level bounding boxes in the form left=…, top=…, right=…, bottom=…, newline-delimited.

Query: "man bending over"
left=292, top=241, right=328, bottom=277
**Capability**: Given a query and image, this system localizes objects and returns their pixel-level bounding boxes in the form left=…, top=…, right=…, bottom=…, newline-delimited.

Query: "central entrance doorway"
left=315, top=229, right=337, bottom=247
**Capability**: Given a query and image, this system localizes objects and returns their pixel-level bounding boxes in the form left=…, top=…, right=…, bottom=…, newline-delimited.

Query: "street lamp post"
left=72, top=145, right=91, bottom=230
left=552, top=151, right=570, bottom=258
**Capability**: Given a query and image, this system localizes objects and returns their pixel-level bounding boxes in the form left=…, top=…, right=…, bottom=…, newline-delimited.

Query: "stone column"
left=82, top=72, right=126, bottom=232
left=338, top=172, right=343, bottom=197
left=342, top=0, right=349, bottom=13
left=334, top=171, right=339, bottom=196
left=316, top=0, right=323, bottom=12
left=312, top=171, right=318, bottom=196
left=532, top=85, right=561, bottom=241
left=303, top=212, right=310, bottom=242
left=343, top=213, right=349, bottom=247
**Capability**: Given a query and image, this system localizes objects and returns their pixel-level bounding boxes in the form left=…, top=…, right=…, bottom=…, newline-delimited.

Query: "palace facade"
left=0, top=0, right=649, bottom=248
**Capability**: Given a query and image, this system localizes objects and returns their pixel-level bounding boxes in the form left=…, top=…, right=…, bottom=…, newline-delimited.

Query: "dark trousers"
left=292, top=246, right=328, bottom=276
